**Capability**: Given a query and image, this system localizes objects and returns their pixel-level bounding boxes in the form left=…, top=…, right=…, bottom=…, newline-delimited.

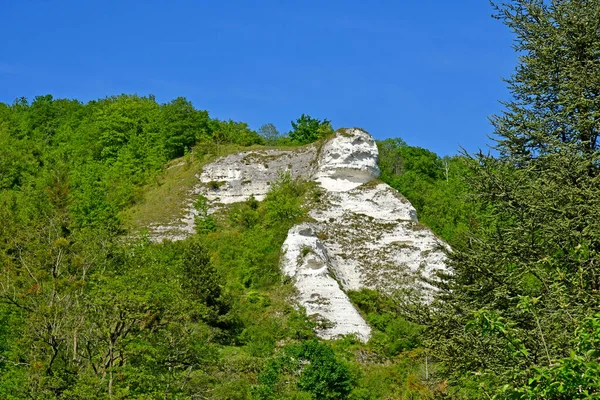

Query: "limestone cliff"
left=149, top=128, right=448, bottom=342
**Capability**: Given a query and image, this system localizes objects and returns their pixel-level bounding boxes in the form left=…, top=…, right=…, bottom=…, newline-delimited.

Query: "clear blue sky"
left=0, top=0, right=516, bottom=156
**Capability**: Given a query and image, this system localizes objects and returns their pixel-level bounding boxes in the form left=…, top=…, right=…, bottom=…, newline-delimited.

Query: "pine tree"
left=429, top=1, right=600, bottom=397
left=491, top=0, right=600, bottom=159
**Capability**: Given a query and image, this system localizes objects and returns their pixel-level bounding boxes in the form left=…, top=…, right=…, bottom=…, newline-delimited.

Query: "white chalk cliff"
left=151, top=128, right=448, bottom=342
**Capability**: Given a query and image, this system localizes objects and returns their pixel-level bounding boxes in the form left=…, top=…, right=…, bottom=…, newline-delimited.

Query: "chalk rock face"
left=316, top=128, right=380, bottom=191
left=280, top=224, right=372, bottom=341
left=278, top=130, right=447, bottom=341
left=198, top=146, right=318, bottom=204
left=146, top=128, right=448, bottom=341
left=148, top=146, right=318, bottom=241
left=304, top=183, right=446, bottom=296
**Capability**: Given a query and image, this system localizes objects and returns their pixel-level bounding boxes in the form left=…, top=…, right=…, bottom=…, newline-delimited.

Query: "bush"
left=254, top=339, right=354, bottom=400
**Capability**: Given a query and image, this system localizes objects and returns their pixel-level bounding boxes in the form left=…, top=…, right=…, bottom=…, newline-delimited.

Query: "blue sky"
left=0, top=0, right=516, bottom=156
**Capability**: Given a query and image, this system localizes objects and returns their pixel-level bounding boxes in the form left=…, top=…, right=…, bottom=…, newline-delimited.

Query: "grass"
left=123, top=156, right=201, bottom=233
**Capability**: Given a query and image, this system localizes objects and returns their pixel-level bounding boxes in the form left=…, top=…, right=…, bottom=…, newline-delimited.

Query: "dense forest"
left=2, top=0, right=600, bottom=398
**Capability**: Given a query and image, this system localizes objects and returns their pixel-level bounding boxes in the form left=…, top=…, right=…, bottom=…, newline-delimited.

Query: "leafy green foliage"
left=426, top=1, right=600, bottom=397
left=377, top=138, right=478, bottom=245
left=0, top=94, right=321, bottom=398
left=210, top=119, right=264, bottom=147
left=161, top=97, right=210, bottom=158
left=194, top=194, right=217, bottom=234
left=202, top=173, right=311, bottom=290
left=348, top=289, right=423, bottom=357
left=503, top=313, right=600, bottom=399
left=181, top=240, right=231, bottom=324
left=258, top=123, right=284, bottom=146
left=255, top=340, right=353, bottom=400
left=490, top=0, right=600, bottom=158
left=288, top=114, right=333, bottom=145
left=293, top=340, right=354, bottom=399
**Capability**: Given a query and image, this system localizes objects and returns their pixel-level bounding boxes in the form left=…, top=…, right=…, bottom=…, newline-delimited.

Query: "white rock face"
left=280, top=224, right=372, bottom=341
left=147, top=146, right=318, bottom=242
left=309, top=182, right=418, bottom=223
left=147, top=128, right=448, bottom=342
left=316, top=128, right=380, bottom=192
left=305, top=182, right=446, bottom=297
left=198, top=146, right=318, bottom=204
left=277, top=129, right=447, bottom=341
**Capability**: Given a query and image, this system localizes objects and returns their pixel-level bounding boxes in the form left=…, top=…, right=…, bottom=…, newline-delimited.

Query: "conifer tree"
left=491, top=0, right=600, bottom=159
left=429, top=1, right=600, bottom=397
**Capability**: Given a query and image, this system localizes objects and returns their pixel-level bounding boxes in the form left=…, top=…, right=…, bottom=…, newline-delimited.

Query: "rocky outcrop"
left=280, top=224, right=372, bottom=341
left=278, top=129, right=447, bottom=341
left=148, top=128, right=448, bottom=342
left=147, top=146, right=318, bottom=241
left=315, top=129, right=380, bottom=192
left=198, top=146, right=318, bottom=204
left=306, top=182, right=445, bottom=296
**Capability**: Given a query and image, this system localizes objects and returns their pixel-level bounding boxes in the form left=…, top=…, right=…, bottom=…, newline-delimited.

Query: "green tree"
left=501, top=312, right=600, bottom=399
left=255, top=340, right=353, bottom=400
left=288, top=114, right=333, bottom=144
left=491, top=0, right=600, bottom=158
left=210, top=119, right=263, bottom=147
left=377, top=139, right=475, bottom=245
left=27, top=95, right=59, bottom=140
left=429, top=1, right=600, bottom=397
left=94, top=95, right=160, bottom=162
left=181, top=240, right=231, bottom=326
left=160, top=97, right=209, bottom=158
left=0, top=122, right=39, bottom=190
left=258, top=123, right=283, bottom=145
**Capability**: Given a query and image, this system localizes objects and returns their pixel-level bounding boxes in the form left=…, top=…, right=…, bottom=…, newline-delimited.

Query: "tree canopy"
left=288, top=114, right=333, bottom=145
left=427, top=0, right=600, bottom=397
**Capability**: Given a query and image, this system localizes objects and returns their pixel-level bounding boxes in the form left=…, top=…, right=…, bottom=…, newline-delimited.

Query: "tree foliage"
left=258, top=123, right=283, bottom=146
left=427, top=1, right=600, bottom=397
left=0, top=94, right=310, bottom=398
left=288, top=114, right=333, bottom=145
left=254, top=340, right=353, bottom=400
left=377, top=138, right=477, bottom=245
left=491, top=0, right=600, bottom=158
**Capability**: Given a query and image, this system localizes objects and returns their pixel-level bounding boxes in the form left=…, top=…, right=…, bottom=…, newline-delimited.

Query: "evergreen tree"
left=491, top=0, right=600, bottom=158
left=429, top=1, right=600, bottom=397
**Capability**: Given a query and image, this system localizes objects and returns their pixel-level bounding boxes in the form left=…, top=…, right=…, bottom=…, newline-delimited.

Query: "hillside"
left=2, top=95, right=462, bottom=398
left=4, top=1, right=600, bottom=398
left=130, top=128, right=448, bottom=343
